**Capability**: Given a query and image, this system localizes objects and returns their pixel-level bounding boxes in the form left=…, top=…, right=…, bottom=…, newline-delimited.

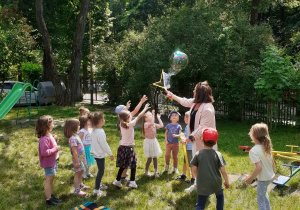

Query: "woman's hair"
left=64, top=118, right=80, bottom=138
left=36, top=115, right=53, bottom=138
left=119, top=110, right=130, bottom=129
left=79, top=106, right=90, bottom=116
left=141, top=111, right=151, bottom=137
left=79, top=115, right=89, bottom=129
left=193, top=81, right=214, bottom=104
left=92, top=112, right=104, bottom=126
left=250, top=123, right=273, bottom=156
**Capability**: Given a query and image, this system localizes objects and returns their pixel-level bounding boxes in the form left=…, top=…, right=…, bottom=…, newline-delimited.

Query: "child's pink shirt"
left=144, top=122, right=157, bottom=139
left=120, top=120, right=136, bottom=146
left=39, top=135, right=59, bottom=168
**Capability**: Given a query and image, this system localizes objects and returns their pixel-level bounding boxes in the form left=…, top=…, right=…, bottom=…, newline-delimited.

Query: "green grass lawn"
left=0, top=105, right=299, bottom=210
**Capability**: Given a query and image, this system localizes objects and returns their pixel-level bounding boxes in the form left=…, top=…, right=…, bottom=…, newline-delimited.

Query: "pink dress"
left=143, top=122, right=162, bottom=158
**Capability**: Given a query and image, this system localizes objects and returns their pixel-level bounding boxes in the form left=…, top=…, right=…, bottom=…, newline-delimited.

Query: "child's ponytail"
left=250, top=123, right=273, bottom=156
left=119, top=111, right=130, bottom=129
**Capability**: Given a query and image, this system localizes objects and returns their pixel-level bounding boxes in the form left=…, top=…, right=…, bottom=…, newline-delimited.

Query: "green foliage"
left=0, top=5, right=35, bottom=81
left=254, top=46, right=293, bottom=102
left=21, top=62, right=43, bottom=83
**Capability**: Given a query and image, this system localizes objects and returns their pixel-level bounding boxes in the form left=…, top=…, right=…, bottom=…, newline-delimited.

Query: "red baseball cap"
left=202, top=128, right=218, bottom=143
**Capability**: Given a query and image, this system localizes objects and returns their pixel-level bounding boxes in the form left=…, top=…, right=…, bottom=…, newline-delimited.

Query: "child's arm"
left=98, top=131, right=114, bottom=160
left=131, top=95, right=148, bottom=117
left=192, top=166, right=197, bottom=179
left=220, top=166, right=230, bottom=189
left=165, top=130, right=168, bottom=143
left=245, top=161, right=262, bottom=185
left=133, top=103, right=150, bottom=123
left=71, top=146, right=80, bottom=168
left=155, top=113, right=164, bottom=129
left=78, top=132, right=84, bottom=141
left=40, top=137, right=59, bottom=157
left=172, top=127, right=182, bottom=138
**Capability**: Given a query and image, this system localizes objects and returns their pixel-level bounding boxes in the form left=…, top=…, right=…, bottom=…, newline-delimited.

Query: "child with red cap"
left=190, top=128, right=229, bottom=210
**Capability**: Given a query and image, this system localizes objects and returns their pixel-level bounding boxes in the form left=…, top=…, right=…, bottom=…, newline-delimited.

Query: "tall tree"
left=250, top=0, right=260, bottom=25
left=35, top=0, right=65, bottom=105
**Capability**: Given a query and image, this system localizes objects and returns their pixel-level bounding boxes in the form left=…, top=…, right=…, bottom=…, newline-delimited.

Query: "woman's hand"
left=244, top=176, right=253, bottom=185
left=181, top=137, right=188, bottom=144
left=166, top=91, right=173, bottom=99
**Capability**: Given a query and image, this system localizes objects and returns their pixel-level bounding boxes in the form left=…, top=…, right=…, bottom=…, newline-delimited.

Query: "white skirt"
left=143, top=138, right=162, bottom=158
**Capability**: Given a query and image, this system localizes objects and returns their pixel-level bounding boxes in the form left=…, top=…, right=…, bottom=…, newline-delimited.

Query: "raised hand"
left=141, top=95, right=148, bottom=103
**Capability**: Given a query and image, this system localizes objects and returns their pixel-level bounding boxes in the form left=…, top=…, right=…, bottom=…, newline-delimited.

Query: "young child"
left=90, top=112, right=114, bottom=197
left=191, top=128, right=229, bottom=210
left=79, top=115, right=95, bottom=179
left=164, top=110, right=182, bottom=173
left=79, top=106, right=90, bottom=117
left=113, top=103, right=150, bottom=189
left=176, top=111, right=195, bottom=183
left=142, top=110, right=164, bottom=177
left=37, top=115, right=62, bottom=206
left=244, top=123, right=275, bottom=210
left=115, top=95, right=148, bottom=181
left=64, top=119, right=90, bottom=197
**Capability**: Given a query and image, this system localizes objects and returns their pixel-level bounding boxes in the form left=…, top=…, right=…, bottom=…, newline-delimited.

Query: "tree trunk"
left=35, top=0, right=65, bottom=105
left=68, top=0, right=90, bottom=104
left=82, top=62, right=88, bottom=93
left=250, top=0, right=260, bottom=26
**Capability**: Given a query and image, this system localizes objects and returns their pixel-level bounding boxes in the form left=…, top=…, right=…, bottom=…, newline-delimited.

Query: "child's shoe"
left=164, top=165, right=169, bottom=172
left=128, top=181, right=138, bottom=189
left=82, top=174, right=88, bottom=179
left=88, top=173, right=94, bottom=178
left=185, top=184, right=196, bottom=192
left=191, top=178, right=195, bottom=184
left=173, top=168, right=180, bottom=174
left=74, top=189, right=87, bottom=197
left=113, top=180, right=122, bottom=188
left=100, top=183, right=108, bottom=190
left=155, top=172, right=160, bottom=178
left=79, top=183, right=91, bottom=190
left=93, top=189, right=105, bottom=197
left=144, top=172, right=151, bottom=177
left=51, top=194, right=62, bottom=204
left=46, top=197, right=59, bottom=206
left=176, top=174, right=186, bottom=180
left=121, top=177, right=130, bottom=182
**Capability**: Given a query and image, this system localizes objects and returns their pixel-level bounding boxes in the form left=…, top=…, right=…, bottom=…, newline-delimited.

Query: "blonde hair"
left=64, top=118, right=80, bottom=138
left=36, top=115, right=53, bottom=138
left=250, top=123, right=273, bottom=156
left=119, top=110, right=130, bottom=129
left=79, top=106, right=90, bottom=116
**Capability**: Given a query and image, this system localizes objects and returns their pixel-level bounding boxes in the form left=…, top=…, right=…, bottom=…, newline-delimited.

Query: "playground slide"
left=0, top=83, right=33, bottom=120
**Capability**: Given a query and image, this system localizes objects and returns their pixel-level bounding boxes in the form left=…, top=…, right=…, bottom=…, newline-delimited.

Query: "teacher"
left=167, top=81, right=216, bottom=155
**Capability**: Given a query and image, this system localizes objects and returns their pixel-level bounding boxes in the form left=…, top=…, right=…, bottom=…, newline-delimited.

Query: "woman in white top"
left=245, top=123, right=275, bottom=210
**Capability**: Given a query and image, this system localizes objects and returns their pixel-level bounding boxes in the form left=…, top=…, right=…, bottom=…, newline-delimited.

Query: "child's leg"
left=45, top=175, right=54, bottom=199
left=215, top=189, right=224, bottom=210
left=130, top=167, right=137, bottom=181
left=94, top=158, right=105, bottom=190
left=74, top=170, right=83, bottom=189
left=165, top=143, right=172, bottom=166
left=145, top=158, right=152, bottom=173
left=257, top=180, right=271, bottom=210
left=116, top=168, right=125, bottom=181
left=153, top=158, right=158, bottom=173
left=86, top=166, right=90, bottom=176
left=196, top=194, right=208, bottom=210
left=172, top=144, right=179, bottom=168
left=121, top=168, right=128, bottom=178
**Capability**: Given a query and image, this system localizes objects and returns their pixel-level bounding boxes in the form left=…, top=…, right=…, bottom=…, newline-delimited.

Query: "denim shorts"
left=44, top=160, right=58, bottom=176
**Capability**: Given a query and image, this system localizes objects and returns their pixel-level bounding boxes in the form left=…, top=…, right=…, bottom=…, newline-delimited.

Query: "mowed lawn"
left=0, top=105, right=299, bottom=210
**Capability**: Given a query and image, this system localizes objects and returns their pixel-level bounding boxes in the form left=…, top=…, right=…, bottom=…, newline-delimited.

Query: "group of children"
left=37, top=97, right=276, bottom=210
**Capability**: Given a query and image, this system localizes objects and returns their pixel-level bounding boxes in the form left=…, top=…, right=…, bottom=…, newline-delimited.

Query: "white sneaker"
left=144, top=172, right=151, bottom=177
left=112, top=180, right=122, bottom=188
left=88, top=173, right=94, bottom=178
left=155, top=172, right=160, bottom=178
left=128, top=181, right=138, bottom=189
left=100, top=183, right=108, bottom=190
left=185, top=184, right=197, bottom=192
left=74, top=189, right=87, bottom=197
left=164, top=165, right=169, bottom=172
left=93, top=189, right=105, bottom=197
left=82, top=174, right=87, bottom=179
left=173, top=168, right=180, bottom=174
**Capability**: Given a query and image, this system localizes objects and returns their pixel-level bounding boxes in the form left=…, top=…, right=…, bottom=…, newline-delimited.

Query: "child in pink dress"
left=142, top=110, right=164, bottom=177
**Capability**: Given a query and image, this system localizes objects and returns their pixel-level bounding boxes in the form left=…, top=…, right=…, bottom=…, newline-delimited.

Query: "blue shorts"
left=44, top=160, right=58, bottom=176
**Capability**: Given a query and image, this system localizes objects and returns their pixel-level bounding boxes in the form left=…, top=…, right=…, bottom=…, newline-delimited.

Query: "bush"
left=21, top=62, right=43, bottom=83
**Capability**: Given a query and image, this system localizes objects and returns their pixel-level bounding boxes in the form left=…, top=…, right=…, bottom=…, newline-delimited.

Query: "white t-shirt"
left=79, top=128, right=92, bottom=146
left=90, top=128, right=112, bottom=158
left=249, top=145, right=275, bottom=181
